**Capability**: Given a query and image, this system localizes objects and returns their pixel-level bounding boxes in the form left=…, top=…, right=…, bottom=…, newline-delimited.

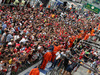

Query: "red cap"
left=55, top=15, right=57, bottom=18
left=28, top=47, right=31, bottom=50
left=12, top=7, right=14, bottom=10
left=0, top=52, right=1, bottom=55
left=2, top=69, right=7, bottom=72
left=25, top=48, right=27, bottom=51
left=30, top=44, right=33, bottom=47
left=0, top=10, right=2, bottom=12
left=43, top=36, right=45, bottom=39
left=23, top=30, right=26, bottom=33
left=22, top=13, right=24, bottom=15
left=43, top=45, right=45, bottom=46
left=78, top=19, right=81, bottom=21
left=26, top=50, right=30, bottom=53
left=20, top=51, right=24, bottom=53
left=2, top=6, right=4, bottom=9
left=40, top=4, right=43, bottom=7
left=13, top=58, right=16, bottom=61
left=10, top=17, right=12, bottom=19
left=47, top=44, right=50, bottom=47
left=39, top=26, right=41, bottom=29
left=65, top=32, right=67, bottom=34
left=44, top=14, right=45, bottom=17
left=14, top=49, right=17, bottom=52
left=16, top=44, right=20, bottom=47
left=10, top=25, right=12, bottom=27
left=47, top=23, right=50, bottom=26
left=49, top=41, right=51, bottom=44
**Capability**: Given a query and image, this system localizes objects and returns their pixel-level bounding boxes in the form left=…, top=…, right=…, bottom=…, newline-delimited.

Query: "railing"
left=0, top=0, right=43, bottom=8
left=11, top=58, right=41, bottom=75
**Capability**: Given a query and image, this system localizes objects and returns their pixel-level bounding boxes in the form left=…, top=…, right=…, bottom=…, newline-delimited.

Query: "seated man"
left=29, top=67, right=39, bottom=75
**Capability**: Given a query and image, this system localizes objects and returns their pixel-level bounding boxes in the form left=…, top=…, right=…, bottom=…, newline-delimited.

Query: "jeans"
left=54, top=59, right=61, bottom=67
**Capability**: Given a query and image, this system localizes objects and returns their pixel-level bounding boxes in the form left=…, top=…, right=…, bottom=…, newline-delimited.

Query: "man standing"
left=40, top=51, right=52, bottom=70
left=29, top=68, right=39, bottom=75
left=1, top=29, right=8, bottom=47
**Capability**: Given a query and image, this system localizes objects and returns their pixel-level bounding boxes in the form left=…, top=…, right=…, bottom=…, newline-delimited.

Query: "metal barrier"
left=1, top=0, right=32, bottom=7
left=10, top=57, right=42, bottom=75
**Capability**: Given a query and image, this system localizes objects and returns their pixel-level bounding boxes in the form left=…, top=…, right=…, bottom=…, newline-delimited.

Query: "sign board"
left=93, top=0, right=100, bottom=4
left=85, top=3, right=100, bottom=14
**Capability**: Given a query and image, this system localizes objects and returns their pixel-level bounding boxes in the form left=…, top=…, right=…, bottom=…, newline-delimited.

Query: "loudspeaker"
left=63, top=2, right=67, bottom=7
left=40, top=0, right=50, bottom=7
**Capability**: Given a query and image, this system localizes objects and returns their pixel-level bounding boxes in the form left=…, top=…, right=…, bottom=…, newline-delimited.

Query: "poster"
left=85, top=3, right=100, bottom=14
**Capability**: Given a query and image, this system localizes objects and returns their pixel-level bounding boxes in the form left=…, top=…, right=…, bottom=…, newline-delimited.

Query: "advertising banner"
left=85, top=3, right=100, bottom=14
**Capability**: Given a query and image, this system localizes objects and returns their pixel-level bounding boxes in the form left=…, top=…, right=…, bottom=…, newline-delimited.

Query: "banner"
left=85, top=3, right=100, bottom=14
left=93, top=0, right=100, bottom=4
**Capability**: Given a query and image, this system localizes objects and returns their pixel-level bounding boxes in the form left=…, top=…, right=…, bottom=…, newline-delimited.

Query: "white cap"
left=94, top=52, right=97, bottom=56
left=8, top=42, right=12, bottom=45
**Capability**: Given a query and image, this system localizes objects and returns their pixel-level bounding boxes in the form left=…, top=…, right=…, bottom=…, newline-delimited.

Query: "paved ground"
left=18, top=60, right=42, bottom=75
left=73, top=66, right=91, bottom=75
left=18, top=61, right=94, bottom=75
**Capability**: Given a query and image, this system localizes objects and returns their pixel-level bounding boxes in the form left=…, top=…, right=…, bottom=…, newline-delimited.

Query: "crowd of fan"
left=0, top=4, right=100, bottom=75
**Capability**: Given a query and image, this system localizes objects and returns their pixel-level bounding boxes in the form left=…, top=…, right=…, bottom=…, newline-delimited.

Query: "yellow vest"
left=9, top=59, right=12, bottom=65
left=21, top=0, right=25, bottom=6
left=13, top=0, right=19, bottom=5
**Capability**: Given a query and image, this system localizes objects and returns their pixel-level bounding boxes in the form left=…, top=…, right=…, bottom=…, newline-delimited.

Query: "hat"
left=9, top=17, right=12, bottom=19
left=26, top=50, right=30, bottom=53
left=40, top=4, right=43, bottom=7
left=25, top=48, right=27, bottom=51
left=65, top=32, right=67, bottom=34
left=0, top=52, right=1, bottom=55
left=47, top=44, right=50, bottom=47
left=28, top=47, right=31, bottom=50
left=94, top=52, right=97, bottom=56
left=20, top=51, right=24, bottom=53
left=13, top=58, right=16, bottom=61
left=14, top=49, right=17, bottom=52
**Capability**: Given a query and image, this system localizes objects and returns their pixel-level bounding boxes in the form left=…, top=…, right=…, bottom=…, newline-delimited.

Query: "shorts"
left=66, top=65, right=73, bottom=72
left=64, top=63, right=68, bottom=70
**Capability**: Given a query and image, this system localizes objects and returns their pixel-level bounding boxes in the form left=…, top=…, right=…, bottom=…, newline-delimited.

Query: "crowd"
left=0, top=3, right=99, bottom=75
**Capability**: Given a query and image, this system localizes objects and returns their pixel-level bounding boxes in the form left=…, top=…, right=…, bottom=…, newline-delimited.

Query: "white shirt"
left=56, top=52, right=61, bottom=60
left=19, top=38, right=28, bottom=44
left=14, top=35, right=20, bottom=41
left=61, top=52, right=66, bottom=56
left=31, top=35, right=34, bottom=39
